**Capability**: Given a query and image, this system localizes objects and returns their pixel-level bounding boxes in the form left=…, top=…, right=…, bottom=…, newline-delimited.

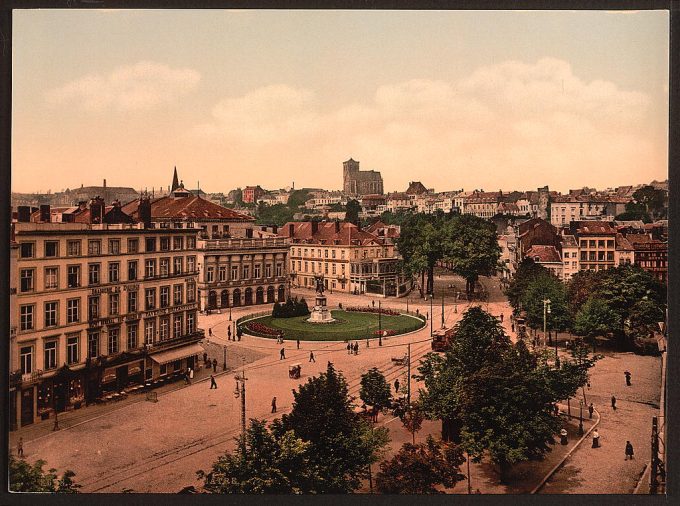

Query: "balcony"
left=199, top=237, right=288, bottom=250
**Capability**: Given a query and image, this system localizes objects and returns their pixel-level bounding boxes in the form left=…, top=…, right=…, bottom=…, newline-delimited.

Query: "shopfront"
left=148, top=343, right=203, bottom=380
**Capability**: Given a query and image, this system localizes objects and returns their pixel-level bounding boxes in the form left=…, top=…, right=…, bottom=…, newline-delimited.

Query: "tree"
left=360, top=368, right=393, bottom=422
left=9, top=455, right=80, bottom=493
left=392, top=399, right=425, bottom=444
left=573, top=297, right=619, bottom=349
left=397, top=213, right=446, bottom=296
left=442, top=214, right=501, bottom=295
left=632, top=185, right=666, bottom=219
left=625, top=298, right=665, bottom=343
left=566, top=270, right=600, bottom=317
left=273, top=363, right=390, bottom=493
left=198, top=419, right=319, bottom=494
left=345, top=199, right=361, bottom=225
left=376, top=436, right=465, bottom=494
left=287, top=190, right=311, bottom=209
left=255, top=203, right=295, bottom=226
left=505, top=258, right=549, bottom=311
left=521, top=271, right=571, bottom=335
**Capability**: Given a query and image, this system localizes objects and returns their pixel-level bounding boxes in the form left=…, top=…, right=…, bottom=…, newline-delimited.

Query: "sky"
left=12, top=9, right=669, bottom=195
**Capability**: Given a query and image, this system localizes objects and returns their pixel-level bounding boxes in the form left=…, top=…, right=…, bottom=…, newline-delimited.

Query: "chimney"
left=311, top=221, right=319, bottom=235
left=78, top=201, right=88, bottom=211
left=17, top=206, right=31, bottom=223
left=272, top=225, right=278, bottom=234
left=89, top=197, right=105, bottom=224
left=288, top=223, right=295, bottom=238
left=112, top=199, right=121, bottom=208
left=103, top=179, right=107, bottom=188
left=335, top=220, right=341, bottom=233
left=39, top=204, right=51, bottom=223
left=138, top=195, right=152, bottom=228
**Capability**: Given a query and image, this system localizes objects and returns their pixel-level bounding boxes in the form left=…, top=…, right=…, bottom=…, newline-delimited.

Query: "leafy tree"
left=360, top=368, right=393, bottom=421
left=345, top=199, right=361, bottom=225
left=376, top=436, right=465, bottom=494
left=625, top=298, right=665, bottom=342
left=255, top=203, right=295, bottom=226
left=566, top=270, right=600, bottom=317
left=273, top=363, right=390, bottom=493
left=573, top=297, right=619, bottom=349
left=632, top=185, right=666, bottom=219
left=615, top=201, right=652, bottom=223
left=392, top=399, right=425, bottom=445
left=397, top=213, right=447, bottom=296
left=287, top=189, right=311, bottom=209
left=198, top=419, right=319, bottom=494
left=505, top=257, right=549, bottom=312
left=442, top=214, right=501, bottom=295
left=521, top=271, right=571, bottom=334
left=9, top=455, right=80, bottom=493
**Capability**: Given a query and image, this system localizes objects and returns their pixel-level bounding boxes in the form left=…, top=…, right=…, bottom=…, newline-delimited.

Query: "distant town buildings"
left=342, top=158, right=384, bottom=196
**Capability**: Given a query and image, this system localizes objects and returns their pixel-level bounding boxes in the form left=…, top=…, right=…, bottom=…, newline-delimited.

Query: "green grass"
left=243, top=310, right=425, bottom=341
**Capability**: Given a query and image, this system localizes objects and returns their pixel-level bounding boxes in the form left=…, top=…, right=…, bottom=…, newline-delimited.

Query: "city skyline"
left=12, top=9, right=669, bottom=194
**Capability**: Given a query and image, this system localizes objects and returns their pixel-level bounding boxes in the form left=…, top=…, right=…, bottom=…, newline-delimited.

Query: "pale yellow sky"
left=12, top=9, right=669, bottom=194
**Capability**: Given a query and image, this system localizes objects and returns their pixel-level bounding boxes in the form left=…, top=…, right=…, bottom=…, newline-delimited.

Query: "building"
left=570, top=221, right=618, bottom=272
left=405, top=181, right=429, bottom=196
left=559, top=235, right=580, bottom=281
left=524, top=245, right=563, bottom=279
left=626, top=234, right=668, bottom=284
left=10, top=199, right=203, bottom=429
left=342, top=158, right=384, bottom=196
left=242, top=185, right=266, bottom=204
left=280, top=221, right=407, bottom=296
left=550, top=195, right=627, bottom=226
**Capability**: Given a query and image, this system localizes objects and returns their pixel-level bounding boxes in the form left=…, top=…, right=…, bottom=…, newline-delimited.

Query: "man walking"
left=394, top=378, right=400, bottom=394
left=210, top=375, right=217, bottom=389
left=347, top=342, right=351, bottom=355
left=280, top=348, right=286, bottom=360
left=309, top=351, right=315, bottom=363
left=297, top=339, right=300, bottom=350
left=271, top=397, right=277, bottom=413
left=212, top=358, right=218, bottom=372
left=588, top=402, right=594, bottom=419
left=208, top=328, right=213, bottom=337
left=17, top=437, right=23, bottom=458
left=611, top=395, right=617, bottom=410
left=500, top=313, right=504, bottom=323
left=625, top=441, right=634, bottom=460
left=624, top=371, right=632, bottom=386
left=228, top=327, right=232, bottom=340
left=203, top=352, right=208, bottom=365
left=592, top=430, right=600, bottom=448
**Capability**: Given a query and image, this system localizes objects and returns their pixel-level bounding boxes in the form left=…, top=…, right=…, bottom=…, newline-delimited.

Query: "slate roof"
left=122, top=195, right=254, bottom=221
left=279, top=221, right=381, bottom=246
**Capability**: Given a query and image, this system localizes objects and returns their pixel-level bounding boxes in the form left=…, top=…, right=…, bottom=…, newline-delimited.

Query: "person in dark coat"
left=210, top=375, right=217, bottom=389
left=625, top=441, right=634, bottom=460
left=212, top=358, right=217, bottom=372
left=500, top=313, right=504, bottom=323
left=592, top=430, right=600, bottom=448
left=309, top=351, right=315, bottom=362
left=280, top=348, right=286, bottom=360
left=611, top=395, right=617, bottom=410
left=624, top=371, right=632, bottom=386
left=271, top=397, right=277, bottom=413
left=208, top=328, right=213, bottom=337
left=347, top=343, right=351, bottom=354
left=394, top=378, right=400, bottom=393
left=588, top=403, right=594, bottom=419
left=17, top=437, right=23, bottom=458
left=203, top=352, right=208, bottom=364
left=297, top=339, right=300, bottom=350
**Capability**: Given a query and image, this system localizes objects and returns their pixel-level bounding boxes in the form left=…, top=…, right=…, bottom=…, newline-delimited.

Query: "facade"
left=549, top=195, right=627, bottom=226
left=342, top=158, right=384, bottom=196
left=524, top=245, right=564, bottom=279
left=626, top=235, right=668, bottom=284
left=10, top=201, right=202, bottom=429
left=570, top=221, right=618, bottom=272
left=280, top=221, right=406, bottom=296
left=559, top=235, right=580, bottom=281
left=243, top=185, right=266, bottom=204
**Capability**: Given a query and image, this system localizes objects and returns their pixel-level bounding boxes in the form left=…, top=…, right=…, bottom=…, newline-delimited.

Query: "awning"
left=150, top=344, right=204, bottom=365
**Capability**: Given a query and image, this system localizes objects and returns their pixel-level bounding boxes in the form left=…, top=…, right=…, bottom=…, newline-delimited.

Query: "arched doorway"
left=267, top=285, right=275, bottom=303
left=220, top=290, right=229, bottom=308
left=256, top=287, right=264, bottom=304
left=232, top=289, right=241, bottom=307
left=244, top=287, right=253, bottom=306
left=277, top=285, right=285, bottom=302
left=208, top=290, right=217, bottom=310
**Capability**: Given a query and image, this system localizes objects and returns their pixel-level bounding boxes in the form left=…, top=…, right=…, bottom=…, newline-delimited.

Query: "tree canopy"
left=9, top=456, right=80, bottom=493
left=360, top=368, right=393, bottom=414
left=345, top=199, right=361, bottom=225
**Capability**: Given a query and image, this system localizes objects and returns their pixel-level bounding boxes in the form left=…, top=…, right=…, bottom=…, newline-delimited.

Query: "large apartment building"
left=10, top=199, right=202, bottom=429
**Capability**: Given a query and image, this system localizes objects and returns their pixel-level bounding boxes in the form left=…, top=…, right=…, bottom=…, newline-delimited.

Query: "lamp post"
left=378, top=300, right=382, bottom=346
left=223, top=345, right=227, bottom=371
left=430, top=292, right=434, bottom=337
left=229, top=305, right=232, bottom=321
left=543, top=299, right=551, bottom=347
left=441, top=292, right=445, bottom=328
left=578, top=399, right=584, bottom=435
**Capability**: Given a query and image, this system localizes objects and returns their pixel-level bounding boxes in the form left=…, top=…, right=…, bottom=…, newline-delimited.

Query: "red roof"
left=280, top=221, right=381, bottom=246
left=525, top=245, right=562, bottom=263
left=572, top=221, right=616, bottom=235
left=122, top=195, right=253, bottom=221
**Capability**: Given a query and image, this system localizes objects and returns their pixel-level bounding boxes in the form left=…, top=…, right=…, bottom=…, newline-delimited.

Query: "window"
left=187, top=312, right=196, bottom=334
left=598, top=240, right=605, bottom=248
left=67, top=265, right=81, bottom=288
left=45, top=267, right=59, bottom=289
left=317, top=249, right=321, bottom=257
left=243, top=265, right=250, bottom=279
left=144, top=319, right=156, bottom=344
left=580, top=252, right=587, bottom=261
left=145, top=288, right=156, bottom=310
left=187, top=282, right=196, bottom=303
left=109, top=239, right=120, bottom=254
left=44, top=301, right=58, bottom=327
left=212, top=225, right=219, bottom=237
left=324, top=249, right=328, bottom=258
left=254, top=264, right=261, bottom=279
left=67, top=298, right=80, bottom=323
left=127, top=323, right=138, bottom=350
left=332, top=250, right=336, bottom=259
left=20, top=305, right=34, bottom=331
left=145, top=259, right=156, bottom=278
left=44, top=241, right=59, bottom=257
left=186, top=236, right=196, bottom=249
left=88, top=263, right=100, bottom=285
left=127, top=290, right=138, bottom=313
left=173, top=285, right=183, bottom=305
left=67, top=240, right=81, bottom=256
left=607, top=252, right=614, bottom=262
left=109, top=293, right=120, bottom=315
left=160, top=237, right=170, bottom=251
left=20, top=242, right=34, bottom=258
left=341, top=250, right=345, bottom=259
left=231, top=265, right=238, bottom=280
left=159, top=317, right=170, bottom=340
left=88, top=331, right=99, bottom=359
left=223, top=225, right=230, bottom=234
left=304, top=261, right=308, bottom=273
left=44, top=341, right=57, bottom=370
left=173, top=257, right=183, bottom=275
left=108, top=327, right=119, bottom=355
left=127, top=238, right=139, bottom=253
left=108, top=262, right=120, bottom=283
left=20, top=346, right=33, bottom=374
left=607, top=240, right=614, bottom=248
left=160, top=286, right=170, bottom=308
left=20, top=269, right=34, bottom=292
left=589, top=240, right=596, bottom=248
left=276, top=264, right=282, bottom=277
left=67, top=335, right=79, bottom=365
left=332, top=264, right=336, bottom=275
left=173, top=237, right=184, bottom=250
left=160, top=258, right=170, bottom=277
left=88, top=240, right=102, bottom=255
left=145, top=237, right=157, bottom=252
left=88, top=296, right=100, bottom=320
left=128, top=260, right=138, bottom=281
left=589, top=251, right=596, bottom=261
left=325, top=263, right=329, bottom=274
left=218, top=265, right=227, bottom=281
left=187, top=256, right=196, bottom=272
left=174, top=314, right=183, bottom=338
left=265, top=264, right=272, bottom=278
left=206, top=266, right=214, bottom=283
left=580, top=240, right=588, bottom=248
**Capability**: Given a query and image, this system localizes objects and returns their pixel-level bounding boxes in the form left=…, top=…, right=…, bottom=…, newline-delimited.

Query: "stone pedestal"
left=307, top=294, right=335, bottom=323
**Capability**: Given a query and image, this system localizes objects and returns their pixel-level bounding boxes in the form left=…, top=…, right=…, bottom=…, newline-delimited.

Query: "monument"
left=307, top=275, right=335, bottom=323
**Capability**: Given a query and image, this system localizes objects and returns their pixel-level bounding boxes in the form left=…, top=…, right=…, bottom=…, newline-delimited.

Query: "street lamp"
left=543, top=299, right=551, bottom=347
left=378, top=300, right=382, bottom=346
left=578, top=399, right=584, bottom=435
left=223, top=345, right=227, bottom=371
left=229, top=305, right=232, bottom=321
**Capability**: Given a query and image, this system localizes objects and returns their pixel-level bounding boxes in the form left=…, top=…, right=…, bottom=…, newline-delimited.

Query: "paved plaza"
left=9, top=275, right=661, bottom=494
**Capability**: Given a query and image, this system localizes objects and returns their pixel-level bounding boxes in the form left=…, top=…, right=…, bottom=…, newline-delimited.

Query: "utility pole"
left=430, top=292, right=434, bottom=336
left=467, top=452, right=472, bottom=494
left=441, top=293, right=445, bottom=328
left=543, top=299, right=551, bottom=348
left=235, top=364, right=247, bottom=453
left=223, top=344, right=227, bottom=371
left=407, top=343, right=411, bottom=405
left=378, top=300, right=382, bottom=346
left=651, top=416, right=659, bottom=494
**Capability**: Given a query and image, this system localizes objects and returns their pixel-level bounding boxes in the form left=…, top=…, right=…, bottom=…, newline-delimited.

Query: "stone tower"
left=343, top=158, right=360, bottom=194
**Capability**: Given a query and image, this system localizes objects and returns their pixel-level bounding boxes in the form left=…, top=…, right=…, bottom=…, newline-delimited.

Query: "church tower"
left=171, top=166, right=180, bottom=192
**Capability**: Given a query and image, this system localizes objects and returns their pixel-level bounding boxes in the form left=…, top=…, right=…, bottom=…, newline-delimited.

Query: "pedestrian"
left=511, top=323, right=515, bottom=333
left=184, top=371, right=190, bottom=384
left=592, top=430, right=600, bottom=448
left=372, top=300, right=375, bottom=308
left=611, top=395, right=617, bottom=410
left=212, top=358, right=217, bottom=372
left=426, top=311, right=429, bottom=320
left=500, top=313, right=504, bottom=323
left=625, top=441, right=634, bottom=460
left=17, top=437, right=23, bottom=458
left=209, top=328, right=213, bottom=337
left=280, top=348, right=286, bottom=360
left=228, top=327, right=232, bottom=340
left=210, top=375, right=217, bottom=389
left=347, top=343, right=351, bottom=355
left=624, top=371, right=632, bottom=386
left=394, top=378, right=400, bottom=393
left=588, top=402, right=594, bottom=419
left=309, top=351, right=315, bottom=362
left=237, top=331, right=241, bottom=341
left=203, top=352, right=208, bottom=365
left=271, top=397, right=277, bottom=413
left=560, top=429, right=568, bottom=445
left=297, top=339, right=300, bottom=350
left=189, top=367, right=194, bottom=380
left=353, top=342, right=358, bottom=355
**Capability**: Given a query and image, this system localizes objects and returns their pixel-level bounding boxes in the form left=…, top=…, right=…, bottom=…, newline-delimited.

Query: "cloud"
left=191, top=57, right=660, bottom=190
left=46, top=61, right=201, bottom=111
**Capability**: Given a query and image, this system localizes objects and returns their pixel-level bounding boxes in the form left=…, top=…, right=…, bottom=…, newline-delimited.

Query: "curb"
left=531, top=407, right=601, bottom=494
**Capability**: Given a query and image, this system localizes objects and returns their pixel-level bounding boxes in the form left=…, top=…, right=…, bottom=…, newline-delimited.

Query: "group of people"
left=346, top=342, right=360, bottom=355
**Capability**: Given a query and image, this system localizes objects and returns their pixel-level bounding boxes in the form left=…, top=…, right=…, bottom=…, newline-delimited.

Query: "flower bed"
left=345, top=306, right=401, bottom=316
left=373, top=329, right=397, bottom=337
left=246, top=322, right=280, bottom=336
